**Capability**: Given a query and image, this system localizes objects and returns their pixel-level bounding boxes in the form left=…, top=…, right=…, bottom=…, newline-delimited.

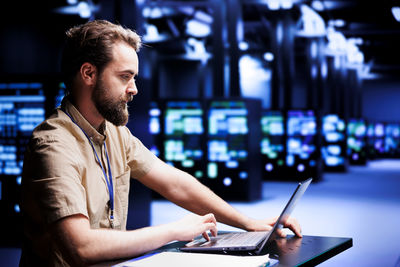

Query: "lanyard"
left=62, top=109, right=115, bottom=224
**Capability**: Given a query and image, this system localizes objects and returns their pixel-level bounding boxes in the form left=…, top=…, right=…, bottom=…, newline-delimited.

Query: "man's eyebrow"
left=119, top=70, right=136, bottom=75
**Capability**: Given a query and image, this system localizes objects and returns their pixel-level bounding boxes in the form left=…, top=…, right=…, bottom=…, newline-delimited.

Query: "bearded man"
left=20, top=20, right=301, bottom=267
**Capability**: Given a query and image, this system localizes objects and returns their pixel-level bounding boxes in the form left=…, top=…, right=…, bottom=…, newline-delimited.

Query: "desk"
left=266, top=235, right=352, bottom=266
left=94, top=235, right=352, bottom=267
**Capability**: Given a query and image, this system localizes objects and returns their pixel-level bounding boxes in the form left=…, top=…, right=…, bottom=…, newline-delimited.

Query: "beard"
left=92, top=78, right=133, bottom=127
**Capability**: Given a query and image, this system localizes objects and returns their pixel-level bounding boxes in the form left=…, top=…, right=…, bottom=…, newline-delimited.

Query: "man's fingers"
left=202, top=232, right=211, bottom=241
left=199, top=214, right=218, bottom=241
left=208, top=222, right=218, bottom=237
left=284, top=218, right=302, bottom=237
left=203, top=222, right=218, bottom=236
left=204, top=213, right=217, bottom=224
left=201, top=226, right=217, bottom=241
left=276, top=228, right=287, bottom=238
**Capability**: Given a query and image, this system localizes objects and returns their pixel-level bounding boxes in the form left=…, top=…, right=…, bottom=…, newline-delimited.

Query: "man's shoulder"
left=105, top=123, right=146, bottom=151
left=30, top=108, right=79, bottom=145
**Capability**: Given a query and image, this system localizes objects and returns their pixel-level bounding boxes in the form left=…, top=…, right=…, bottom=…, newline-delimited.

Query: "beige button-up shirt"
left=20, top=97, right=157, bottom=266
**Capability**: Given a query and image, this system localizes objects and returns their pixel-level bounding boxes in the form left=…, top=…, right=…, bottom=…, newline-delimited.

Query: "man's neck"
left=69, top=94, right=105, bottom=131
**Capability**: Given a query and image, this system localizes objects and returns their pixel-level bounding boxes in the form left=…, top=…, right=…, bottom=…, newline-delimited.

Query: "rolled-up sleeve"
left=22, top=135, right=88, bottom=225
left=124, top=129, right=158, bottom=179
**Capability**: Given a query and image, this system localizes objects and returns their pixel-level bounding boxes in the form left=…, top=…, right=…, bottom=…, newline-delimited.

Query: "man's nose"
left=127, top=80, right=138, bottom=95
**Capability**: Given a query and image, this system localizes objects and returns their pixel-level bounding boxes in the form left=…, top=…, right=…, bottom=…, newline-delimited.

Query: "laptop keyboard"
left=210, top=231, right=268, bottom=247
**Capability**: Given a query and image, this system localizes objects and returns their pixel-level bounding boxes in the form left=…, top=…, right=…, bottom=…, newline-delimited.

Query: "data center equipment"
left=55, top=82, right=66, bottom=108
left=148, top=100, right=207, bottom=199
left=347, top=118, right=367, bottom=165
left=259, top=110, right=322, bottom=181
left=0, top=80, right=46, bottom=240
left=149, top=98, right=262, bottom=201
left=260, top=110, right=285, bottom=179
left=321, top=114, right=347, bottom=171
left=148, top=101, right=162, bottom=158
left=206, top=99, right=262, bottom=201
left=285, top=110, right=321, bottom=181
left=370, top=122, right=386, bottom=158
left=367, top=121, right=400, bottom=159
left=366, top=122, right=377, bottom=159
left=384, top=123, right=400, bottom=157
left=162, top=100, right=205, bottom=178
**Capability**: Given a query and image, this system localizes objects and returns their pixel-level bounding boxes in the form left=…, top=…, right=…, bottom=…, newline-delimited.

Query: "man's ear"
left=80, top=62, right=97, bottom=86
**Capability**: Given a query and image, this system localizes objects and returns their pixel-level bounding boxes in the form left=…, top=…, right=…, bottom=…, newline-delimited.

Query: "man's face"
left=92, top=41, right=139, bottom=126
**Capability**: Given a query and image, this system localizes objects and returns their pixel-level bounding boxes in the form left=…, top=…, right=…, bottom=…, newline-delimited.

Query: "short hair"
left=61, top=20, right=141, bottom=90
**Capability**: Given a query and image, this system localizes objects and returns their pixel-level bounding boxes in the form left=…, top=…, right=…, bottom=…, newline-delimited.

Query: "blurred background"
left=1, top=0, right=400, bottom=266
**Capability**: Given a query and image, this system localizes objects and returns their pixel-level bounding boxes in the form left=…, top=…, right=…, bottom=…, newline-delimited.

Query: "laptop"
left=180, top=178, right=312, bottom=255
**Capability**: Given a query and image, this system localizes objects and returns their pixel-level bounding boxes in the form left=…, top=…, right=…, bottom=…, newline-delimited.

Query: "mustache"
left=124, top=94, right=134, bottom=103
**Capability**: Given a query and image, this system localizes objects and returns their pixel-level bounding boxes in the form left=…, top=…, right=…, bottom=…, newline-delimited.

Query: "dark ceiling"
left=1, top=0, right=399, bottom=80
left=312, top=0, right=400, bottom=78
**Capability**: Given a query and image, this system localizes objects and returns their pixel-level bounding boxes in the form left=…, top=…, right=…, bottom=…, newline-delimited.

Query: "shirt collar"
left=61, top=96, right=107, bottom=145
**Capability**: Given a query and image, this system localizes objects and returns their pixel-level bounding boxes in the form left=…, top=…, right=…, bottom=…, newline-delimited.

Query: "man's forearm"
left=53, top=215, right=178, bottom=265
left=82, top=225, right=175, bottom=262
left=166, top=169, right=252, bottom=231
left=137, top=160, right=254, bottom=231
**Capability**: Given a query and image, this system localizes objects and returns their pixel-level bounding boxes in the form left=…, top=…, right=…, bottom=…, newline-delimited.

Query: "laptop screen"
left=255, top=178, right=313, bottom=254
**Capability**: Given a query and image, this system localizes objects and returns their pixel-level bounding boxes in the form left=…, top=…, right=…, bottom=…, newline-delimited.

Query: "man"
left=20, top=20, right=301, bottom=266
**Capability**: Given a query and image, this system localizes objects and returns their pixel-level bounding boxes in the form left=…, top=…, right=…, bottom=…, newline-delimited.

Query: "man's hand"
left=172, top=213, right=218, bottom=242
left=245, top=216, right=302, bottom=238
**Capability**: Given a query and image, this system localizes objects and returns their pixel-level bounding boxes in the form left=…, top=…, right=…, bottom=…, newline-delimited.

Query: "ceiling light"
left=67, top=0, right=78, bottom=5
left=281, top=0, right=293, bottom=9
left=239, top=41, right=249, bottom=51
left=296, top=5, right=326, bottom=37
left=186, top=20, right=211, bottom=38
left=311, top=0, right=324, bottom=11
left=332, top=19, right=346, bottom=28
left=53, top=1, right=97, bottom=18
left=267, top=0, right=280, bottom=11
left=391, top=6, right=400, bottom=22
left=263, top=52, right=274, bottom=62
left=193, top=10, right=213, bottom=24
left=77, top=2, right=91, bottom=18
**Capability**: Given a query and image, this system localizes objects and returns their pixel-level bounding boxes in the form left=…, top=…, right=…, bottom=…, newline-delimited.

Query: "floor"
left=151, top=159, right=400, bottom=266
left=1, top=159, right=399, bottom=266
